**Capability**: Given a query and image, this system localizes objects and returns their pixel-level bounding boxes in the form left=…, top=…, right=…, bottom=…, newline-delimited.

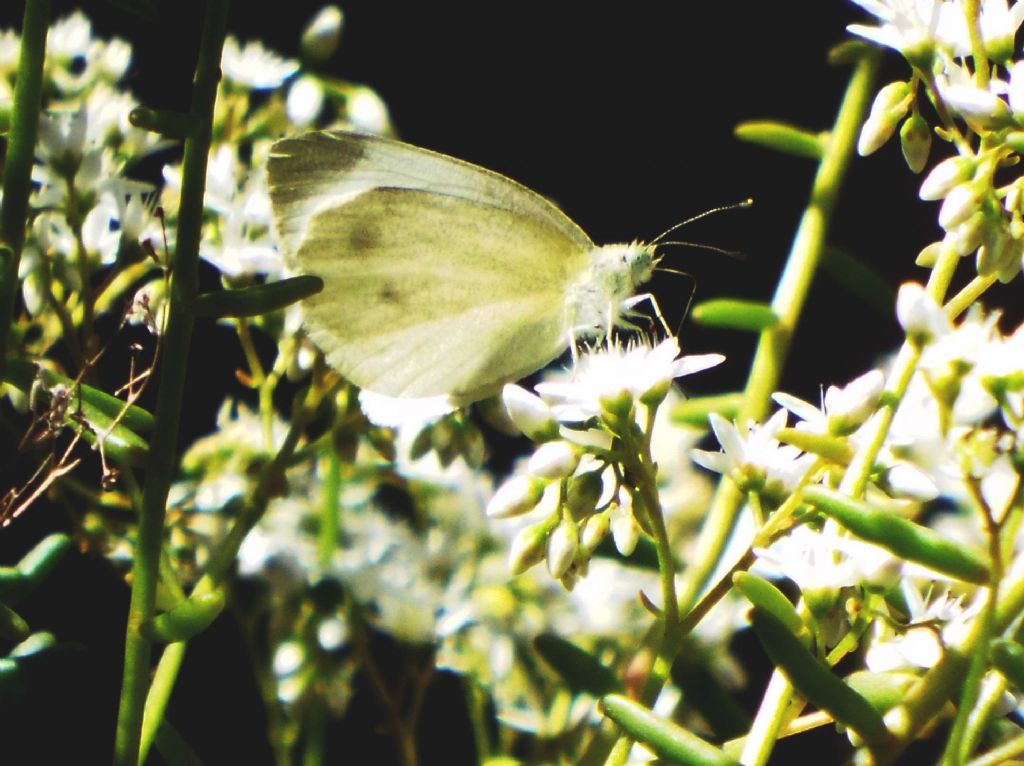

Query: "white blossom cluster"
left=853, top=0, right=1024, bottom=281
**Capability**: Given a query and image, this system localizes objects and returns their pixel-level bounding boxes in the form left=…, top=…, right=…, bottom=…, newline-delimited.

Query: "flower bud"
left=946, top=210, right=986, bottom=255
left=487, top=475, right=545, bottom=519
left=858, top=81, right=911, bottom=156
left=502, top=384, right=558, bottom=441
left=565, top=470, right=604, bottom=519
left=509, top=523, right=547, bottom=574
left=899, top=112, right=931, bottom=173
left=938, top=184, right=982, bottom=231
left=300, top=5, right=344, bottom=63
left=580, top=511, right=610, bottom=555
left=546, top=519, right=579, bottom=579
left=527, top=441, right=579, bottom=479
left=610, top=499, right=640, bottom=556
left=919, top=156, right=974, bottom=200
left=287, top=76, right=325, bottom=127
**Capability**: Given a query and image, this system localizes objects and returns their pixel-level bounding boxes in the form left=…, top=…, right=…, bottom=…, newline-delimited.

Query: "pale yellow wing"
left=267, top=130, right=594, bottom=256
left=293, top=187, right=588, bottom=401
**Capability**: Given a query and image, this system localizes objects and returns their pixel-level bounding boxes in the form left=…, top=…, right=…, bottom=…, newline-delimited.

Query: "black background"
left=0, top=1, right=982, bottom=763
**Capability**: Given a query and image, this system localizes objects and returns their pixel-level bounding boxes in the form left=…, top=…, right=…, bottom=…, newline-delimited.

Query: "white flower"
left=690, top=410, right=816, bottom=495
left=773, top=369, right=885, bottom=436
left=939, top=0, right=1024, bottom=59
left=753, top=525, right=883, bottom=594
left=896, top=281, right=949, bottom=341
left=534, top=335, right=723, bottom=423
left=221, top=36, right=298, bottom=90
left=935, top=59, right=1011, bottom=124
left=865, top=580, right=980, bottom=671
left=847, top=0, right=953, bottom=61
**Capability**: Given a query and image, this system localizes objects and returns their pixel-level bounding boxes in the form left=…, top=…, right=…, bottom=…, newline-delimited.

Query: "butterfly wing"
left=290, top=186, right=589, bottom=401
left=268, top=130, right=594, bottom=256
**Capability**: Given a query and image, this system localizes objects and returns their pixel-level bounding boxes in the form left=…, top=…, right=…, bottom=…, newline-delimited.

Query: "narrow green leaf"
left=17, top=533, right=71, bottom=582
left=4, top=358, right=155, bottom=434
left=194, top=275, right=324, bottom=318
left=734, top=120, right=825, bottom=160
left=0, top=569, right=28, bottom=604
left=776, top=427, right=854, bottom=464
left=844, top=670, right=921, bottom=714
left=990, top=639, right=1024, bottom=690
left=671, top=392, right=744, bottom=428
left=534, top=634, right=621, bottom=697
left=821, top=246, right=896, bottom=318
left=0, top=534, right=72, bottom=606
left=691, top=299, right=779, bottom=332
left=601, top=693, right=742, bottom=766
left=733, top=572, right=807, bottom=641
left=0, top=603, right=30, bottom=642
left=803, top=486, right=990, bottom=584
left=148, top=591, right=226, bottom=643
left=749, top=608, right=890, bottom=744
left=129, top=107, right=195, bottom=139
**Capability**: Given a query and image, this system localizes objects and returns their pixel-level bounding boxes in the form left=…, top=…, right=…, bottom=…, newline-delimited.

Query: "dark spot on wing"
left=349, top=223, right=381, bottom=252
left=377, top=282, right=401, bottom=305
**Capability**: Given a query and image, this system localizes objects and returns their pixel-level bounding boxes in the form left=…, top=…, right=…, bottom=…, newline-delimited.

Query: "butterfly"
left=267, top=130, right=660, bottom=413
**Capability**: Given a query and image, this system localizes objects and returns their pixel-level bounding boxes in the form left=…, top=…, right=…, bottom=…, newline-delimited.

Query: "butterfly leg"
left=621, top=292, right=671, bottom=335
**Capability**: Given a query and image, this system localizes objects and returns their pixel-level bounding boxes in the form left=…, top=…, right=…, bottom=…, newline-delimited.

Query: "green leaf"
left=671, top=392, right=743, bottom=428
left=749, top=608, right=890, bottom=744
left=148, top=591, right=226, bottom=643
left=803, top=486, right=990, bottom=584
left=17, top=533, right=71, bottom=582
left=0, top=603, right=30, bottom=642
left=990, top=639, right=1024, bottom=690
left=194, top=275, right=324, bottom=318
left=776, top=428, right=854, bottom=464
left=844, top=670, right=920, bottom=714
left=601, top=694, right=742, bottom=766
left=5, top=358, right=155, bottom=434
left=734, top=120, right=825, bottom=160
left=691, top=299, right=779, bottom=332
left=0, top=534, right=71, bottom=606
left=129, top=107, right=195, bottom=138
left=733, top=572, right=807, bottom=641
left=533, top=634, right=621, bottom=697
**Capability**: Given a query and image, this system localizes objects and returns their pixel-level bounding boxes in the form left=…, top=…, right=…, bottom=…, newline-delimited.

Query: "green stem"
left=838, top=238, right=958, bottom=499
left=318, top=450, right=342, bottom=566
left=113, top=3, right=229, bottom=764
left=138, top=641, right=187, bottom=764
left=676, top=49, right=880, bottom=615
left=0, top=0, right=49, bottom=379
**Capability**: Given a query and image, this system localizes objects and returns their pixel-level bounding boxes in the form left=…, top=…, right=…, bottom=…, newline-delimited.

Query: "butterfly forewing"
left=294, top=187, right=589, bottom=400
left=268, top=130, right=593, bottom=256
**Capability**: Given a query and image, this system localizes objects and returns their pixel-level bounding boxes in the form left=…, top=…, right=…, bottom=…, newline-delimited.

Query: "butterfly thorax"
left=564, top=242, right=657, bottom=338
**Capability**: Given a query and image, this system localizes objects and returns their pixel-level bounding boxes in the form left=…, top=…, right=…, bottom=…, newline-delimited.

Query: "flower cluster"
left=489, top=336, right=723, bottom=587
left=852, top=0, right=1024, bottom=282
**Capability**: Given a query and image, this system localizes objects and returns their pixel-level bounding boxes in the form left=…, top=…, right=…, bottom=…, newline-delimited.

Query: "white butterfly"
left=268, top=130, right=660, bottom=414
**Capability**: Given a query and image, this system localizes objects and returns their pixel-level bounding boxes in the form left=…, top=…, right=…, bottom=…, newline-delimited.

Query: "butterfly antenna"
left=649, top=198, right=754, bottom=245
left=655, top=240, right=746, bottom=261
